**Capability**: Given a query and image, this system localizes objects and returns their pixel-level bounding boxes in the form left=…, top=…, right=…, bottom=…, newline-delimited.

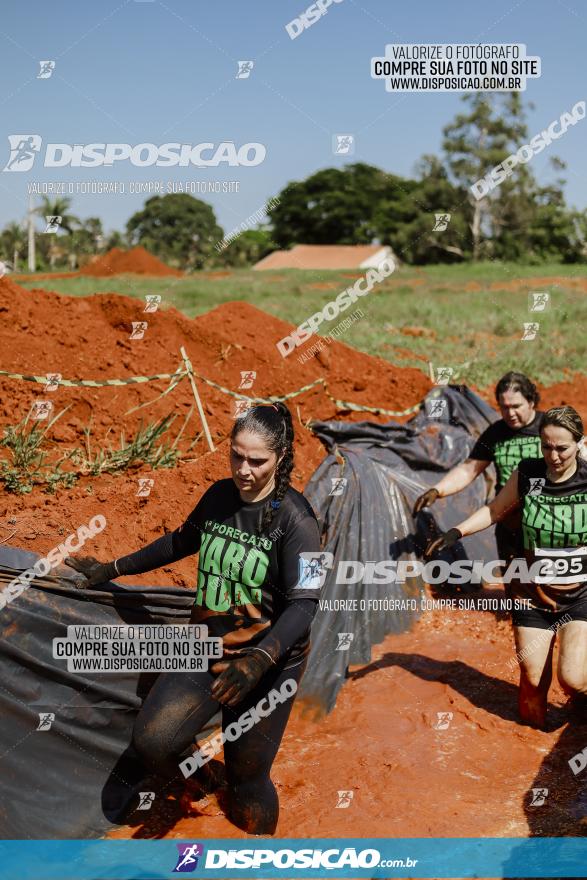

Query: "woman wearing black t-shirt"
left=65, top=402, right=322, bottom=834
left=425, top=406, right=587, bottom=729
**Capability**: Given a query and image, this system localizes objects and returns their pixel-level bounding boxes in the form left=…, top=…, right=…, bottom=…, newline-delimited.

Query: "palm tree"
left=0, top=222, right=28, bottom=272
left=65, top=217, right=104, bottom=270
left=35, top=197, right=80, bottom=269
left=36, top=196, right=79, bottom=233
left=104, top=229, right=128, bottom=251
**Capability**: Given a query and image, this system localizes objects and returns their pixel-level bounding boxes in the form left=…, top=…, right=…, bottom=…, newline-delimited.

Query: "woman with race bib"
left=425, top=406, right=587, bottom=729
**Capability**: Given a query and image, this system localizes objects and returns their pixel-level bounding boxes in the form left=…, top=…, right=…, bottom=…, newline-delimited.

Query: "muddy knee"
left=558, top=664, right=587, bottom=696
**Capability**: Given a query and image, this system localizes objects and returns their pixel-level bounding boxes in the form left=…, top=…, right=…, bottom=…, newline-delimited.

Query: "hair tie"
left=271, top=500, right=281, bottom=509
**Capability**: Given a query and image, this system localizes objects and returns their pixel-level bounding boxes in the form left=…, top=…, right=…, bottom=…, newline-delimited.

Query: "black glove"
left=210, top=648, right=274, bottom=707
left=64, top=555, right=117, bottom=588
left=423, top=528, right=462, bottom=561
left=413, top=487, right=440, bottom=516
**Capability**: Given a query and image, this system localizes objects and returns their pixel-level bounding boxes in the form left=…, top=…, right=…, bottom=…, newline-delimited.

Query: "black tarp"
left=0, top=385, right=499, bottom=839
left=299, top=385, right=500, bottom=710
left=0, top=548, right=216, bottom=839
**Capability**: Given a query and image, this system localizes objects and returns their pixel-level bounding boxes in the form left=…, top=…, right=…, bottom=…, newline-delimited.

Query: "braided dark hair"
left=230, top=401, right=294, bottom=536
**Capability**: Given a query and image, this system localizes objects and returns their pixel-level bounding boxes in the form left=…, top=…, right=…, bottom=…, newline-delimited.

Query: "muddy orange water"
left=107, top=597, right=586, bottom=842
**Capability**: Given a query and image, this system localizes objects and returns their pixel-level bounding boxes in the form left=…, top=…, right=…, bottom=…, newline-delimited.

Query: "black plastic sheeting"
left=0, top=385, right=499, bottom=839
left=0, top=547, right=218, bottom=839
left=299, top=385, right=500, bottom=711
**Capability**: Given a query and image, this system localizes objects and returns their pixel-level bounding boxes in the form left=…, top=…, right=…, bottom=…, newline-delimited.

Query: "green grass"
left=16, top=263, right=587, bottom=389
left=0, top=408, right=184, bottom=494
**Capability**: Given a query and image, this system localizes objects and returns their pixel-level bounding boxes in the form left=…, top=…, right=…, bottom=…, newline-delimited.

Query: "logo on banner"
left=173, top=843, right=204, bottom=872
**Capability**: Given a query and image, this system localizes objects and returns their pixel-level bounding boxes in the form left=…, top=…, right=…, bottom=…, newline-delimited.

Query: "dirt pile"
left=0, top=275, right=430, bottom=583
left=80, top=246, right=182, bottom=277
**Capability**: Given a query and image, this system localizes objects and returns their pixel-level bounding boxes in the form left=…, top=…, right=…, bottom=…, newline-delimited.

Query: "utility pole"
left=27, top=193, right=36, bottom=272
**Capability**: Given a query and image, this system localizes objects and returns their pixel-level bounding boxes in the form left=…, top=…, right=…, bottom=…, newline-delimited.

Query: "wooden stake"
left=180, top=346, right=216, bottom=452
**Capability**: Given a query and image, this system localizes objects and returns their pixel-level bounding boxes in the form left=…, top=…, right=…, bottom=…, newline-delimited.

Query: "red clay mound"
left=80, top=246, right=182, bottom=277
left=0, top=275, right=430, bottom=581
left=538, top=376, right=587, bottom=425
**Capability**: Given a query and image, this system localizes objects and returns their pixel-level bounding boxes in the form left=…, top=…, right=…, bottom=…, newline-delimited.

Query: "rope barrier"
left=0, top=365, right=423, bottom=418
left=0, top=368, right=187, bottom=388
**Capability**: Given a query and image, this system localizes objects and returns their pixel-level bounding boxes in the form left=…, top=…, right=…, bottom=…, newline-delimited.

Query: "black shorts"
left=511, top=582, right=587, bottom=629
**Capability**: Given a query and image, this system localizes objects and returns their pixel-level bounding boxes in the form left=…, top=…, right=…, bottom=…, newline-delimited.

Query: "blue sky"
left=1, top=0, right=585, bottom=237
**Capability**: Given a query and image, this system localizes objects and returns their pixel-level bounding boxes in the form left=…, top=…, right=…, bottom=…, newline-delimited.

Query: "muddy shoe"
left=180, top=760, right=226, bottom=815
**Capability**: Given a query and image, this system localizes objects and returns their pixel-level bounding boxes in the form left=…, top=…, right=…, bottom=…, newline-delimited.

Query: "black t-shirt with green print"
left=518, top=457, right=587, bottom=554
left=470, top=412, right=544, bottom=492
left=171, top=479, right=322, bottom=662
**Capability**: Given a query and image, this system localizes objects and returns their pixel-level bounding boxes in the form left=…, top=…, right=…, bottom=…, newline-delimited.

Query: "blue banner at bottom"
left=0, top=837, right=586, bottom=879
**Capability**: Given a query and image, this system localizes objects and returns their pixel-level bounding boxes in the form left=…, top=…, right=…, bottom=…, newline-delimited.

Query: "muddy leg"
left=514, top=625, right=556, bottom=728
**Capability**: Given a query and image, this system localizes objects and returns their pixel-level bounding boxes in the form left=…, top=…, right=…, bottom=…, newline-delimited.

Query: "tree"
left=442, top=92, right=530, bottom=260
left=65, top=217, right=104, bottom=269
left=374, top=155, right=471, bottom=263
left=35, top=196, right=80, bottom=269
left=525, top=178, right=587, bottom=263
left=103, top=229, right=128, bottom=251
left=267, top=163, right=414, bottom=247
left=215, top=229, right=276, bottom=267
left=36, top=196, right=79, bottom=234
left=126, top=194, right=223, bottom=270
left=0, top=222, right=27, bottom=272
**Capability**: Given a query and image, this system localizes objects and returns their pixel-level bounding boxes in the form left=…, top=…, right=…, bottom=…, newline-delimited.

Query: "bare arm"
left=454, top=470, right=521, bottom=537
left=414, top=457, right=491, bottom=515
left=434, top=458, right=489, bottom=497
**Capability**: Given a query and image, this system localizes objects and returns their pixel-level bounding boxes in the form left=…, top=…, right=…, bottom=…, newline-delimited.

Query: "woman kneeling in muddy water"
left=65, top=402, right=322, bottom=834
left=425, top=406, right=587, bottom=729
